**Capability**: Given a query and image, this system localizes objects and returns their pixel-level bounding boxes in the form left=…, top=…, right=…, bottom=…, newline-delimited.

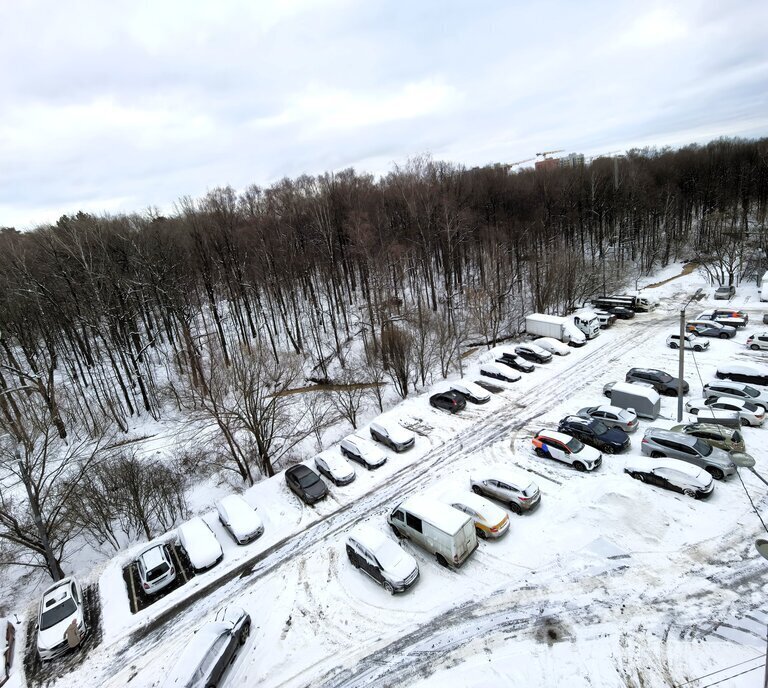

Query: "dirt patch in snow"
left=644, top=262, right=699, bottom=289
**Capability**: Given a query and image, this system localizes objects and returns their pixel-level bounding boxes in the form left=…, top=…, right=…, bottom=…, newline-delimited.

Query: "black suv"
left=557, top=416, right=631, bottom=454
left=625, top=368, right=688, bottom=396
left=429, top=391, right=466, bottom=414
left=497, top=352, right=535, bottom=373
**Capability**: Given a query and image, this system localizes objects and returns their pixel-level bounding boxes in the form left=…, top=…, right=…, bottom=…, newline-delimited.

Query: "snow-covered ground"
left=10, top=263, right=768, bottom=688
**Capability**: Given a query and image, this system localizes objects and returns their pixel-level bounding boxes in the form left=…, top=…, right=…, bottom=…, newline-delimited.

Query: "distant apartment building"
left=534, top=157, right=559, bottom=172
left=559, top=153, right=585, bottom=168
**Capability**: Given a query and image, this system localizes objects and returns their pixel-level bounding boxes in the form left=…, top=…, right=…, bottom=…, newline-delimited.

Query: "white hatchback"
left=746, top=332, right=768, bottom=351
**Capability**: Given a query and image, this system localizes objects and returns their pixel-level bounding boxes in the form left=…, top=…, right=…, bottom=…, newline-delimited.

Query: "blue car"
left=557, top=415, right=631, bottom=454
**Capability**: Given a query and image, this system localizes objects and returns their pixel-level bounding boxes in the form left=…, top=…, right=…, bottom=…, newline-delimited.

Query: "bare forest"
left=1, top=138, right=768, bottom=579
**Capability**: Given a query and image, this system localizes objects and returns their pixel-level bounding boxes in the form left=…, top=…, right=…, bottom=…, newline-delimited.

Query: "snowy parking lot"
left=19, top=274, right=768, bottom=688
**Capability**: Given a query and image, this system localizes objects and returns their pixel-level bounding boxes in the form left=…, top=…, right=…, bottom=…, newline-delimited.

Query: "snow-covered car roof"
left=450, top=380, right=491, bottom=400
left=316, top=452, right=355, bottom=478
left=138, top=544, right=168, bottom=569
left=216, top=495, right=263, bottom=540
left=517, top=343, right=549, bottom=355
left=624, top=456, right=710, bottom=483
left=177, top=517, right=222, bottom=570
left=472, top=468, right=537, bottom=492
left=368, top=421, right=413, bottom=445
left=590, top=404, right=636, bottom=418
left=717, top=362, right=768, bottom=375
left=536, top=429, right=576, bottom=444
left=396, top=495, right=470, bottom=534
left=481, top=362, right=521, bottom=379
left=535, top=337, right=571, bottom=353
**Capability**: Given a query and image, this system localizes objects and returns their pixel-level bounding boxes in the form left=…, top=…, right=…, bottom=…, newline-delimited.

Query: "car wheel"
left=633, top=472, right=645, bottom=482
left=694, top=346, right=703, bottom=352
left=573, top=461, right=586, bottom=472
left=719, top=333, right=729, bottom=339
left=751, top=344, right=760, bottom=351
left=683, top=488, right=696, bottom=499
left=509, top=502, right=522, bottom=515
left=390, top=524, right=403, bottom=538
left=534, top=448, right=546, bottom=457
left=472, top=485, right=483, bottom=495
left=664, top=389, right=677, bottom=397
left=383, top=581, right=395, bottom=595
left=239, top=621, right=251, bottom=645
left=740, top=418, right=750, bottom=426
left=650, top=451, right=664, bottom=458
left=476, top=527, right=487, bottom=539
left=669, top=342, right=678, bottom=349
left=706, top=467, right=724, bottom=481
left=603, top=445, right=614, bottom=455
left=436, top=553, right=449, bottom=568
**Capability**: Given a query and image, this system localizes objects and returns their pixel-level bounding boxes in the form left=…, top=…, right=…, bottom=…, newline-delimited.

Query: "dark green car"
left=669, top=423, right=745, bottom=453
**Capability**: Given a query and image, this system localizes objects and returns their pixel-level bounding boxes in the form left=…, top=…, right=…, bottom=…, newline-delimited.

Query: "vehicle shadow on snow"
left=23, top=583, right=103, bottom=687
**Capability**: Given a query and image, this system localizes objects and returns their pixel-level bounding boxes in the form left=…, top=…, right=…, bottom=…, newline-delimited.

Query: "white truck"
left=525, top=313, right=586, bottom=345
left=573, top=310, right=601, bottom=339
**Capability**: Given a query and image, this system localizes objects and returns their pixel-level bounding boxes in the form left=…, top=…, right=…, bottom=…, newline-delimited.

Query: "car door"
left=484, top=479, right=503, bottom=500
left=287, top=472, right=298, bottom=495
left=652, top=468, right=680, bottom=494
left=360, top=545, right=383, bottom=583
left=545, top=438, right=568, bottom=463
left=391, top=509, right=406, bottom=536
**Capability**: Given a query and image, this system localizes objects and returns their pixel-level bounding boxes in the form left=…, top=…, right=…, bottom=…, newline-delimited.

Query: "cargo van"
left=388, top=495, right=478, bottom=568
left=608, top=382, right=661, bottom=419
left=573, top=310, right=600, bottom=339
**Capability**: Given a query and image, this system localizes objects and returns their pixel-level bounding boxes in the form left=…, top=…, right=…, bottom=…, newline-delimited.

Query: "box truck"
left=525, top=313, right=585, bottom=345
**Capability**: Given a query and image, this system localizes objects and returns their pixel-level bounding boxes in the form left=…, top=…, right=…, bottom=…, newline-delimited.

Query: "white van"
left=573, top=310, right=600, bottom=339
left=388, top=495, right=478, bottom=568
left=760, top=270, right=768, bottom=302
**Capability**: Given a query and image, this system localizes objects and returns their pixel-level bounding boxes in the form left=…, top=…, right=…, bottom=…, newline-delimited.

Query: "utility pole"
left=16, top=446, right=61, bottom=581
left=677, top=308, right=686, bottom=422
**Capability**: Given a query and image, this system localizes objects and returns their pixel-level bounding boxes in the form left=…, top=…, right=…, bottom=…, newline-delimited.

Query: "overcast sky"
left=2, top=0, right=767, bottom=229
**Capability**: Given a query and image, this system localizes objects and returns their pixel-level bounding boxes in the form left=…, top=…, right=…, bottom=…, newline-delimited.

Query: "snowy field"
left=9, top=264, right=768, bottom=688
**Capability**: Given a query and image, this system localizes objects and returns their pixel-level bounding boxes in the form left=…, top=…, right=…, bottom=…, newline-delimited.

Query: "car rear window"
left=146, top=562, right=170, bottom=581
left=743, top=401, right=759, bottom=413
left=732, top=430, right=742, bottom=443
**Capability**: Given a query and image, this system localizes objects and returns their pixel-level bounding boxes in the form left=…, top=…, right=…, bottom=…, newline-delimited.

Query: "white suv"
left=746, top=332, right=768, bottom=351
left=137, top=544, right=177, bottom=595
left=37, top=577, right=87, bottom=661
left=666, top=333, right=709, bottom=352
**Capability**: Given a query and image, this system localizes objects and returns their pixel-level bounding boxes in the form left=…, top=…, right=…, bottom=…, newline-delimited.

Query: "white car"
left=137, top=544, right=177, bottom=595
left=216, top=495, right=264, bottom=545
left=449, top=380, right=491, bottom=404
left=345, top=525, right=419, bottom=594
left=341, top=435, right=388, bottom=468
left=37, top=577, right=87, bottom=661
left=685, top=397, right=764, bottom=427
left=314, top=452, right=356, bottom=485
left=666, top=333, right=709, bottom=352
left=624, top=457, right=714, bottom=499
left=532, top=429, right=602, bottom=471
left=534, top=337, right=571, bottom=356
left=479, top=362, right=521, bottom=383
left=177, top=517, right=223, bottom=572
left=703, top=380, right=768, bottom=411
left=746, top=332, right=768, bottom=351
left=368, top=421, right=415, bottom=452
left=443, top=492, right=510, bottom=539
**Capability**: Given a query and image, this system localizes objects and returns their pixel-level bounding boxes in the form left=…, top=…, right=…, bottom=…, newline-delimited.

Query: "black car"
left=473, top=379, right=505, bottom=394
left=285, top=465, right=328, bottom=504
left=608, top=306, right=634, bottom=319
left=164, top=608, right=251, bottom=688
left=626, top=367, right=688, bottom=396
left=429, top=391, right=467, bottom=414
left=514, top=344, right=552, bottom=364
left=498, top=352, right=535, bottom=373
left=557, top=415, right=631, bottom=454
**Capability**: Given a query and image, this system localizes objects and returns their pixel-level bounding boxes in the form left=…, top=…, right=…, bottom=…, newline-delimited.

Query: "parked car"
left=369, top=421, right=415, bottom=452
left=577, top=405, right=639, bottom=432
left=669, top=423, right=746, bottom=453
left=470, top=470, right=541, bottom=514
left=714, top=284, right=736, bottom=300
left=1, top=619, right=15, bottom=687
left=534, top=337, right=571, bottom=356
left=594, top=309, right=617, bottom=328
left=216, top=495, right=264, bottom=545
left=346, top=526, right=419, bottom=594
left=746, top=332, right=768, bottom=351
left=514, top=343, right=552, bottom=363
left=388, top=495, right=478, bottom=568
left=36, top=578, right=87, bottom=661
left=624, top=457, right=714, bottom=499
left=498, top=351, right=535, bottom=373
left=136, top=544, right=176, bottom=595
left=626, top=368, right=688, bottom=396
left=340, top=436, right=388, bottom=469
left=449, top=380, right=491, bottom=404
left=178, top=517, right=223, bottom=572
left=473, top=378, right=505, bottom=394
left=444, top=492, right=509, bottom=539
left=684, top=397, right=764, bottom=426
left=285, top=464, right=328, bottom=504
left=716, top=362, right=768, bottom=386
left=480, top=362, right=521, bottom=383
left=686, top=320, right=737, bottom=339
left=666, top=333, right=709, bottom=352
left=531, top=429, right=602, bottom=471
left=640, top=427, right=737, bottom=480
left=764, top=313, right=768, bottom=325
left=557, top=415, right=631, bottom=454
left=162, top=608, right=250, bottom=688
left=429, top=390, right=467, bottom=414
left=703, top=380, right=768, bottom=411
left=608, top=306, right=634, bottom=319
left=696, top=309, right=748, bottom=328
left=314, top=452, right=356, bottom=486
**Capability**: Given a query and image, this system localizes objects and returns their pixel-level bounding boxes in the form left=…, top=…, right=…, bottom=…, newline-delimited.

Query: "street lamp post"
left=677, top=289, right=703, bottom=422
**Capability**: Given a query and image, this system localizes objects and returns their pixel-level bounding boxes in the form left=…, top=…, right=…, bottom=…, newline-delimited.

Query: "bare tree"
left=381, top=325, right=413, bottom=398
left=329, top=366, right=368, bottom=430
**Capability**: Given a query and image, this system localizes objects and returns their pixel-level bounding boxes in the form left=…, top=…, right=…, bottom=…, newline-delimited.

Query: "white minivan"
left=388, top=495, right=478, bottom=568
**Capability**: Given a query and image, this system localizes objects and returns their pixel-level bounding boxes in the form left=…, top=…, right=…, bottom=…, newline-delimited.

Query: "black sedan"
left=557, top=415, right=631, bottom=454
left=498, top=352, right=535, bottom=373
left=514, top=344, right=552, bottom=364
left=429, top=390, right=467, bottom=414
left=163, top=608, right=251, bottom=687
left=608, top=306, right=635, bottom=319
left=285, top=465, right=328, bottom=504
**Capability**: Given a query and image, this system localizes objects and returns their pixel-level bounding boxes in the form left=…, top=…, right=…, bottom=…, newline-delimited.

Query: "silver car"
left=640, top=427, right=736, bottom=480
left=703, top=380, right=768, bottom=411
left=624, top=457, right=714, bottom=499
left=470, top=470, right=541, bottom=514
left=686, top=320, right=736, bottom=339
left=577, top=405, right=639, bottom=432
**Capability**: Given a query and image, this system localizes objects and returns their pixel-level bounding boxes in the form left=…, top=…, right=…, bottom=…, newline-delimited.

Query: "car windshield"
left=40, top=598, right=77, bottom=630
left=591, top=420, right=609, bottom=435
left=566, top=437, right=584, bottom=452
left=693, top=439, right=712, bottom=456
left=656, top=372, right=672, bottom=382
left=744, top=386, right=759, bottom=398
